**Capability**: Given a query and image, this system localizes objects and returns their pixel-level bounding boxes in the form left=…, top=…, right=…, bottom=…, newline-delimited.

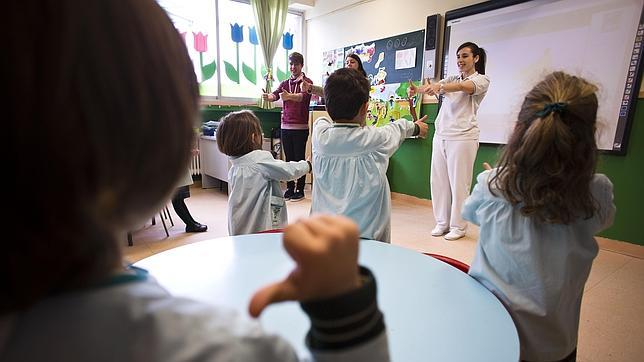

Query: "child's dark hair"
left=324, top=68, right=370, bottom=121
left=457, top=42, right=486, bottom=75
left=217, top=110, right=264, bottom=157
left=289, top=52, right=304, bottom=65
left=489, top=71, right=599, bottom=224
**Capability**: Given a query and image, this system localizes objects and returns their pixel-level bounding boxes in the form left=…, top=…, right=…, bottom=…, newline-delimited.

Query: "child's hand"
left=248, top=215, right=361, bottom=318
left=407, top=80, right=418, bottom=97
left=306, top=157, right=313, bottom=173
left=415, top=115, right=429, bottom=138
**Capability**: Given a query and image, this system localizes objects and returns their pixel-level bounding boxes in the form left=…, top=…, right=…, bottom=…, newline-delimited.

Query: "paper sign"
left=395, top=48, right=416, bottom=70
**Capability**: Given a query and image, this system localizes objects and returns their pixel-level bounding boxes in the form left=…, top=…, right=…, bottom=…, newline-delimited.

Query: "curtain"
left=251, top=0, right=288, bottom=109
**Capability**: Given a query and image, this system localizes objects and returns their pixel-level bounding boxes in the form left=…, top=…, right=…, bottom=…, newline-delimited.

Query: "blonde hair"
left=489, top=71, right=599, bottom=224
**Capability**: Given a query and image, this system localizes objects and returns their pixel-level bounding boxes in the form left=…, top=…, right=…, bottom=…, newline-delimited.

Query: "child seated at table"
left=3, top=0, right=388, bottom=360
left=463, top=71, right=615, bottom=362
left=310, top=68, right=428, bottom=242
left=216, top=110, right=310, bottom=235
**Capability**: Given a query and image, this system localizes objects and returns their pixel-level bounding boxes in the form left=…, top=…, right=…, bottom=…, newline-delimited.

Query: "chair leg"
left=159, top=212, right=169, bottom=237
left=165, top=206, right=174, bottom=226
left=127, top=232, right=133, bottom=247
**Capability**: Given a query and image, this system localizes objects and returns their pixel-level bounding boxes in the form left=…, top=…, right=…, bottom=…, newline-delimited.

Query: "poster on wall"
left=321, top=48, right=345, bottom=87
left=345, top=30, right=425, bottom=127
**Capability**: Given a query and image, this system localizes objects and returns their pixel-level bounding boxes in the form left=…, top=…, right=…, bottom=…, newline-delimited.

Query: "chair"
left=127, top=205, right=174, bottom=246
left=257, top=228, right=284, bottom=234
left=422, top=253, right=470, bottom=273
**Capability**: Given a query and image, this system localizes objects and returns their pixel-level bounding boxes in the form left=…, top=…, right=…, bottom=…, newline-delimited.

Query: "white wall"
left=304, top=0, right=484, bottom=84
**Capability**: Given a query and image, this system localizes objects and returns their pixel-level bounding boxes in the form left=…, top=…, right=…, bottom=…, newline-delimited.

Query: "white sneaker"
left=444, top=229, right=466, bottom=241
left=431, top=226, right=449, bottom=237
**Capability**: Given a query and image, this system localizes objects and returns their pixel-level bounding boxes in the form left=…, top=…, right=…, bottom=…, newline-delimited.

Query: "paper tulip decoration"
left=193, top=32, right=216, bottom=82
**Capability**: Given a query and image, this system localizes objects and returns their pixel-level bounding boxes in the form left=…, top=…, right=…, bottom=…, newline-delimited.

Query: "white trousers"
left=430, top=136, right=478, bottom=232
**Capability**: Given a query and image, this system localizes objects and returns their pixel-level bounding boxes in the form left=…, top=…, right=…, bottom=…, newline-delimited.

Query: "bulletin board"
left=344, top=30, right=425, bottom=127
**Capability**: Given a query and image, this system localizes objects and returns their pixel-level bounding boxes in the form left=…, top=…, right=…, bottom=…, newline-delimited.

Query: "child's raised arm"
left=257, top=158, right=310, bottom=182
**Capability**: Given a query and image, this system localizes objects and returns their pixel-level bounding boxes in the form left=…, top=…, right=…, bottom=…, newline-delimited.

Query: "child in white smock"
left=463, top=72, right=615, bottom=362
left=217, top=110, right=311, bottom=235
left=5, top=1, right=390, bottom=360
left=311, top=68, right=428, bottom=242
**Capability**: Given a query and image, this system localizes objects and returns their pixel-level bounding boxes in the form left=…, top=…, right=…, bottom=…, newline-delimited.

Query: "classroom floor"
left=122, top=183, right=644, bottom=362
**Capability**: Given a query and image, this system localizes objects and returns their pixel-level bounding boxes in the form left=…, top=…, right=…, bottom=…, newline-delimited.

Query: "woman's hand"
left=248, top=215, right=362, bottom=318
left=301, top=80, right=313, bottom=93
left=261, top=88, right=275, bottom=101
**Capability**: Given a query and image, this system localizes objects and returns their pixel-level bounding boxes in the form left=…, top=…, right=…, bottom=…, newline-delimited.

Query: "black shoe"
left=186, top=223, right=208, bottom=233
left=290, top=190, right=304, bottom=202
left=284, top=189, right=294, bottom=200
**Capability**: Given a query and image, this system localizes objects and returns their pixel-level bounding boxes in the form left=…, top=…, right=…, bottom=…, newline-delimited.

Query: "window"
left=157, top=0, right=303, bottom=102
left=158, top=0, right=219, bottom=97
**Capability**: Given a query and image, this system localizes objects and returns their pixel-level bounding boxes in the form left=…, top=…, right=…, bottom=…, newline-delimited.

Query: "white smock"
left=0, top=270, right=389, bottom=362
left=227, top=150, right=309, bottom=235
left=311, top=117, right=415, bottom=242
left=463, top=170, right=615, bottom=361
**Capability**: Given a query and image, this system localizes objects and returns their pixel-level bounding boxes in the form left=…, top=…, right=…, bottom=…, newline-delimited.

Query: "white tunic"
left=436, top=72, right=490, bottom=140
left=463, top=170, right=615, bottom=361
left=311, top=117, right=416, bottom=243
left=227, top=150, right=309, bottom=235
left=0, top=271, right=389, bottom=362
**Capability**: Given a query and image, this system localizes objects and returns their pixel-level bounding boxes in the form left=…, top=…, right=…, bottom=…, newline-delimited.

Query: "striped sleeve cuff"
left=300, top=266, right=385, bottom=350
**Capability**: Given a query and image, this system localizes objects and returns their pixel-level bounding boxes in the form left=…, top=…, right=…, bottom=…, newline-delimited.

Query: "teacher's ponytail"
left=457, top=42, right=486, bottom=75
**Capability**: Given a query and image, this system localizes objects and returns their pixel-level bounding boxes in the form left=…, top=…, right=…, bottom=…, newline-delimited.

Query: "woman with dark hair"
left=408, top=41, right=490, bottom=241
left=345, top=53, right=367, bottom=77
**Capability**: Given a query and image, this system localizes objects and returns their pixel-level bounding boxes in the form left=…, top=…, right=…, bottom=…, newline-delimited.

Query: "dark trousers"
left=172, top=186, right=197, bottom=226
left=281, top=129, right=308, bottom=192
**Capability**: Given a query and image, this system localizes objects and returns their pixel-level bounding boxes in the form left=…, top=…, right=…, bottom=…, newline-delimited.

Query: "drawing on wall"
left=321, top=48, right=345, bottom=86
left=346, top=30, right=425, bottom=127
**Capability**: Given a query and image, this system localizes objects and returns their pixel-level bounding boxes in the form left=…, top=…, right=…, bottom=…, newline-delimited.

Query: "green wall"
left=202, top=105, right=281, bottom=136
left=388, top=101, right=644, bottom=245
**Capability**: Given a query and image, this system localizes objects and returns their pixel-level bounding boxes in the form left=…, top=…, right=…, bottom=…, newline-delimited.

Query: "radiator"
left=191, top=139, right=201, bottom=176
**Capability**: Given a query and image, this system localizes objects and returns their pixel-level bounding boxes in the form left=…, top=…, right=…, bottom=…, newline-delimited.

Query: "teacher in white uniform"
left=409, top=42, right=489, bottom=240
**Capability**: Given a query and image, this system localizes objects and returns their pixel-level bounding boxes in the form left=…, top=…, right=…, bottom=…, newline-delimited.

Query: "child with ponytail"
left=463, top=71, right=615, bottom=362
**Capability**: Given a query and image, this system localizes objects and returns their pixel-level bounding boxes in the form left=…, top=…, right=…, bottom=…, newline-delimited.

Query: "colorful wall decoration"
left=344, top=30, right=425, bottom=127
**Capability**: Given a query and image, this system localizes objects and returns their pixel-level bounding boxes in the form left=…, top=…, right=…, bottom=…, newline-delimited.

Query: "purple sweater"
left=272, top=74, right=312, bottom=130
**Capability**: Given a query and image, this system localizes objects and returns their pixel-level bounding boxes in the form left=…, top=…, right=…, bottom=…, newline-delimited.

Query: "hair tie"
left=535, top=102, right=567, bottom=118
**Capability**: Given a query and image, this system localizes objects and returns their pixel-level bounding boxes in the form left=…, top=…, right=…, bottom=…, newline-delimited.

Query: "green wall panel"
left=201, top=105, right=281, bottom=136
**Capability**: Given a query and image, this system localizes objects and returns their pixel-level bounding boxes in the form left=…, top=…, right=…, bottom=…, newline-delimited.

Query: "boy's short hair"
left=217, top=110, right=264, bottom=157
left=324, top=68, right=370, bottom=121
left=289, top=52, right=304, bottom=65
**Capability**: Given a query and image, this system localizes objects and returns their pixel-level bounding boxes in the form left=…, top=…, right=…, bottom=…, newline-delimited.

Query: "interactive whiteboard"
left=442, top=0, right=643, bottom=153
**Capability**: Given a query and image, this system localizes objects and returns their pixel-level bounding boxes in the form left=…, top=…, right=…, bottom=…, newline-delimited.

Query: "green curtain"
left=251, top=0, right=288, bottom=109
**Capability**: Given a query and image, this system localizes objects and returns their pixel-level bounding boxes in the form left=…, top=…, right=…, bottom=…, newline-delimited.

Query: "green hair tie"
left=535, top=102, right=567, bottom=118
